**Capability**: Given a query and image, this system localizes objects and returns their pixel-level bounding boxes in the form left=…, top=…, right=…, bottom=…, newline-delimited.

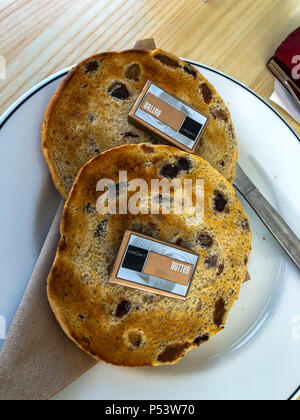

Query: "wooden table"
left=0, top=0, right=299, bottom=135
left=0, top=0, right=299, bottom=401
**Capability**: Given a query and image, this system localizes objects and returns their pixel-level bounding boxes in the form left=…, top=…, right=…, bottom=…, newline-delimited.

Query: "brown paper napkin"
left=0, top=201, right=97, bottom=400
left=134, top=38, right=156, bottom=50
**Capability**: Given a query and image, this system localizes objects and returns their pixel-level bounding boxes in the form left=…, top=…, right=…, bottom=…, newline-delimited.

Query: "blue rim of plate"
left=0, top=60, right=299, bottom=400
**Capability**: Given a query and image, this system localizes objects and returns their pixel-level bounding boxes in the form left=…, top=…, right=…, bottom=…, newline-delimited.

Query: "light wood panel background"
left=0, top=0, right=299, bottom=401
left=0, top=0, right=299, bottom=136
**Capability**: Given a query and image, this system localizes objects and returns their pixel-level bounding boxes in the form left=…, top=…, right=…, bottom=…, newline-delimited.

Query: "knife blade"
left=234, top=163, right=300, bottom=270
left=268, top=59, right=300, bottom=108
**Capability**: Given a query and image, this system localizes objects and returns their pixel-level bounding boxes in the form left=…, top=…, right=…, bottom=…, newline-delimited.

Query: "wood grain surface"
left=0, top=0, right=299, bottom=136
left=0, top=0, right=299, bottom=401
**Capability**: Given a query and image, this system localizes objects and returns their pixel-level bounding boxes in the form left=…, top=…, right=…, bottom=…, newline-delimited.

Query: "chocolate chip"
left=205, top=255, right=218, bottom=268
left=94, top=219, right=108, bottom=237
left=199, top=83, right=212, bottom=104
left=154, top=54, right=179, bottom=68
left=149, top=137, right=162, bottom=145
left=157, top=343, right=188, bottom=363
left=82, top=336, right=91, bottom=346
left=107, top=261, right=114, bottom=275
left=108, top=82, right=130, bottom=100
left=176, top=237, right=183, bottom=246
left=217, top=262, right=224, bottom=276
left=241, top=218, right=250, bottom=231
left=214, top=192, right=228, bottom=212
left=131, top=221, right=160, bottom=237
left=228, top=124, right=235, bottom=140
left=160, top=158, right=191, bottom=178
left=194, top=334, right=209, bottom=346
left=220, top=160, right=225, bottom=167
left=84, top=60, right=99, bottom=73
left=210, top=107, right=228, bottom=122
left=183, top=64, right=197, bottom=78
left=121, top=131, right=139, bottom=138
left=85, top=202, right=95, bottom=214
left=143, top=294, right=155, bottom=304
left=125, top=63, right=141, bottom=81
left=244, top=256, right=248, bottom=265
left=176, top=238, right=192, bottom=250
left=78, top=314, right=86, bottom=321
left=115, top=300, right=131, bottom=318
left=128, top=331, right=143, bottom=347
left=213, top=298, right=225, bottom=327
left=106, top=253, right=116, bottom=275
left=197, top=234, right=213, bottom=248
left=177, top=157, right=191, bottom=172
left=156, top=194, right=163, bottom=204
left=115, top=181, right=128, bottom=196
left=196, top=299, right=203, bottom=311
left=141, top=144, right=155, bottom=153
left=132, top=338, right=142, bottom=347
left=160, top=164, right=180, bottom=179
left=88, top=114, right=97, bottom=123
left=90, top=138, right=100, bottom=154
left=84, top=203, right=91, bottom=213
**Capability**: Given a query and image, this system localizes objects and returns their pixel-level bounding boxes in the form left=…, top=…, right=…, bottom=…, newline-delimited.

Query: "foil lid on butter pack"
left=128, top=80, right=209, bottom=153
left=109, top=230, right=199, bottom=300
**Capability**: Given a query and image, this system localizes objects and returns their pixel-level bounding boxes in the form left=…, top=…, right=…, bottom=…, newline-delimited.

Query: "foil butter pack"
left=128, top=80, right=209, bottom=153
left=109, top=231, right=199, bottom=300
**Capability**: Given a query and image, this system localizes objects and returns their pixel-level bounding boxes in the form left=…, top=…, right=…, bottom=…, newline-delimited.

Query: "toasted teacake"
left=47, top=144, right=251, bottom=367
left=42, top=49, right=238, bottom=199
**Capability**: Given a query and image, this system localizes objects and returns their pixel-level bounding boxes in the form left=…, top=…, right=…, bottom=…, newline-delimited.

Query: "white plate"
left=0, top=60, right=299, bottom=401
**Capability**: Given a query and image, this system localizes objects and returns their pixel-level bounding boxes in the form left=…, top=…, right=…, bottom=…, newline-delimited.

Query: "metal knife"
left=234, top=163, right=300, bottom=270
left=268, top=59, right=300, bottom=108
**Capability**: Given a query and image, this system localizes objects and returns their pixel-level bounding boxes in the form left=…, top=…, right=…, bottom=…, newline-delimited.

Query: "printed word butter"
left=109, top=230, right=199, bottom=300
left=128, top=80, right=209, bottom=153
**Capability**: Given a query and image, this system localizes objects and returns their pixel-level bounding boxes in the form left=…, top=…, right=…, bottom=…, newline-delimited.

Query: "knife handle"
left=245, top=187, right=300, bottom=270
